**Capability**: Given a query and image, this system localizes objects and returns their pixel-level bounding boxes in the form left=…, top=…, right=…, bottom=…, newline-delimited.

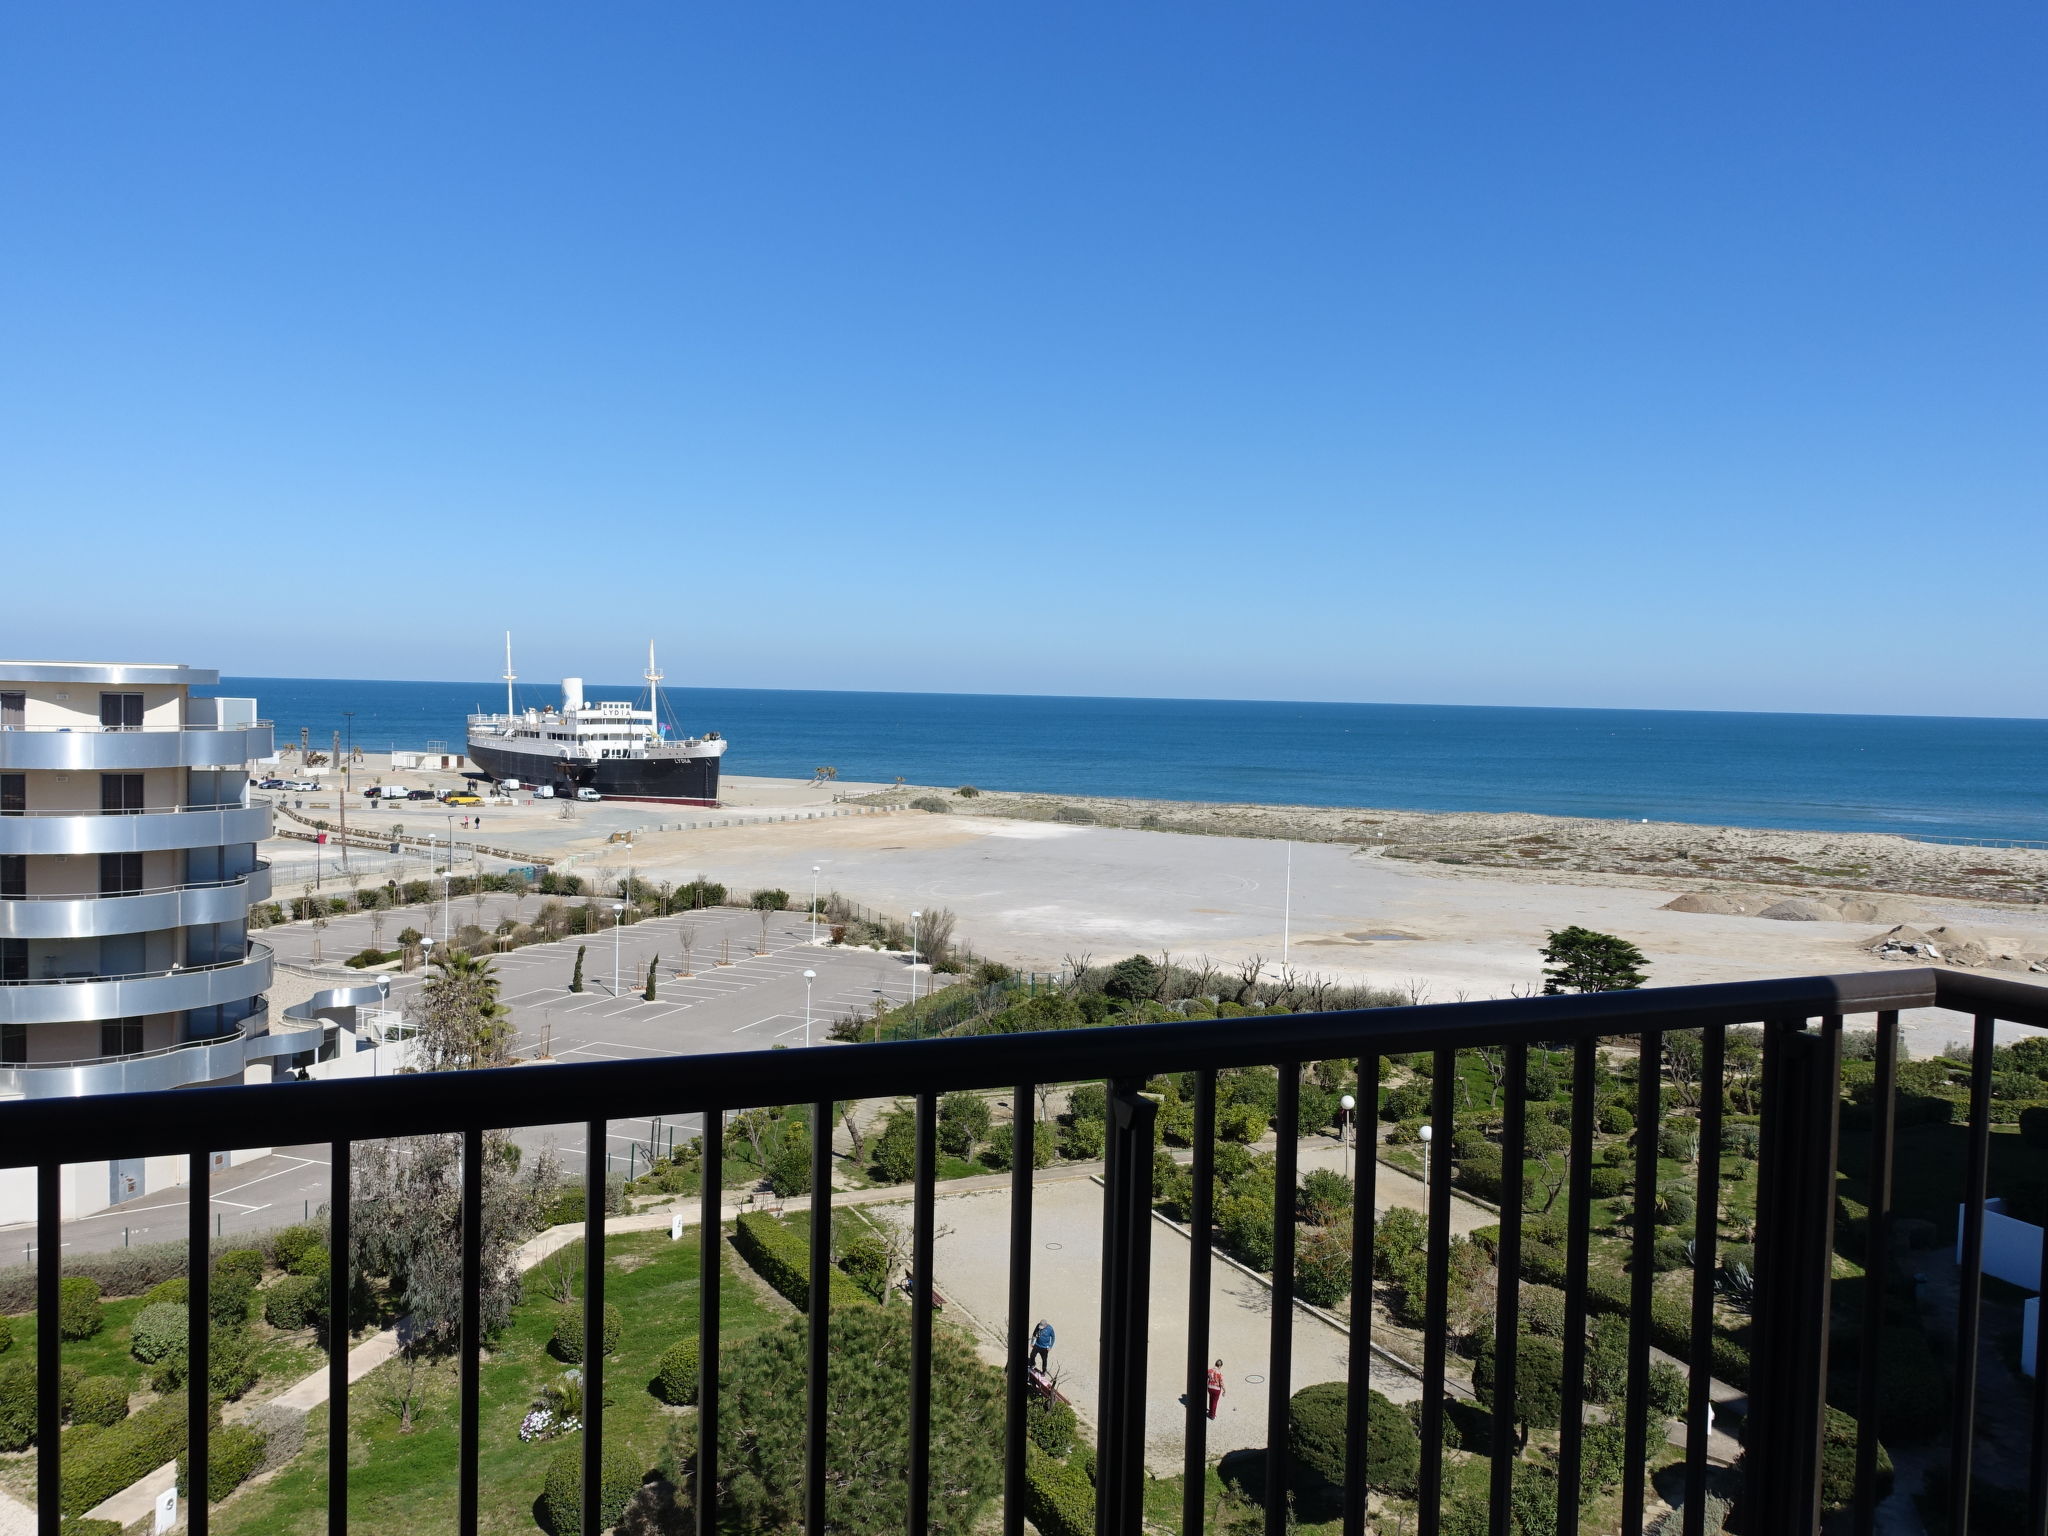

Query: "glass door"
left=99, top=693, right=144, bottom=730
left=100, top=774, right=144, bottom=814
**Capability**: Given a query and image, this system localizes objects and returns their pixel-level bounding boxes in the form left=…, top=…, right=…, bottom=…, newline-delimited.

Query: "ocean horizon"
left=207, top=676, right=2048, bottom=845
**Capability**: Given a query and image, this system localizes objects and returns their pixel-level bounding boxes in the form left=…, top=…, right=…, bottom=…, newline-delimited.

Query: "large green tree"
left=1539, top=926, right=1649, bottom=994
left=719, top=1303, right=1003, bottom=1534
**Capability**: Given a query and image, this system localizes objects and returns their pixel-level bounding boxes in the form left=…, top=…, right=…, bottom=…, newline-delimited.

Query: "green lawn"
left=214, top=1226, right=777, bottom=1536
left=6, top=1296, right=155, bottom=1392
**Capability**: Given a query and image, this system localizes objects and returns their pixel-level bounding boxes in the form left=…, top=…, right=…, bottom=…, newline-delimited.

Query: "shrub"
left=1588, top=1165, right=1629, bottom=1200
left=1646, top=1361, right=1688, bottom=1420
left=0, top=1314, right=10, bottom=1354
left=1052, top=804, right=1096, bottom=824
left=214, top=1249, right=265, bottom=1288
left=1217, top=1103, right=1269, bottom=1143
left=177, top=1421, right=267, bottom=1505
left=1374, top=1206, right=1426, bottom=1278
left=1026, top=1393, right=1078, bottom=1457
left=1218, top=1194, right=1276, bottom=1271
left=1657, top=1123, right=1699, bottom=1162
left=151, top=1328, right=258, bottom=1400
left=2021, top=1105, right=2048, bottom=1150
left=1294, top=1227, right=1353, bottom=1308
left=209, top=1272, right=255, bottom=1329
left=244, top=1402, right=307, bottom=1479
left=731, top=1212, right=868, bottom=1312
left=1652, top=1235, right=1695, bottom=1272
left=909, top=797, right=950, bottom=814
left=1597, top=1103, right=1635, bottom=1134
left=870, top=1115, right=917, bottom=1184
left=654, top=1337, right=699, bottom=1405
left=986, top=1120, right=1055, bottom=1171
left=1521, top=1284, right=1569, bottom=1337
left=552, top=1303, right=622, bottom=1363
left=1288, top=1381, right=1419, bottom=1495
left=1659, top=1188, right=1696, bottom=1228
left=142, top=1278, right=189, bottom=1308
left=839, top=1233, right=892, bottom=1301
left=131, top=1303, right=187, bottom=1365
left=264, top=1275, right=327, bottom=1331
left=1476, top=1332, right=1564, bottom=1433
left=1299, top=1168, right=1354, bottom=1226
left=766, top=1141, right=811, bottom=1198
left=1297, top=1082, right=1335, bottom=1133
left=938, top=1092, right=992, bottom=1157
left=70, top=1376, right=129, bottom=1429
left=1023, top=1443, right=1094, bottom=1536
left=59, top=1393, right=189, bottom=1517
left=750, top=888, right=791, bottom=909
left=269, top=1224, right=325, bottom=1274
left=1058, top=1116, right=1105, bottom=1160
left=541, top=1436, right=648, bottom=1535
left=0, top=1360, right=36, bottom=1450
left=58, top=1277, right=105, bottom=1340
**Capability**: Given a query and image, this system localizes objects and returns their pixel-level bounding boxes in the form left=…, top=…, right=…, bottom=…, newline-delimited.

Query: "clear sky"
left=3, top=5, right=2041, bottom=717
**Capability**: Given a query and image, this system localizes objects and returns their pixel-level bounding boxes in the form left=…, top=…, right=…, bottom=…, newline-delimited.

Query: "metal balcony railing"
left=4, top=966, right=2046, bottom=1536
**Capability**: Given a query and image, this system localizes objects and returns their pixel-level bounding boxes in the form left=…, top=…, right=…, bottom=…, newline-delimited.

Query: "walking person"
left=1205, top=1359, right=1225, bottom=1420
left=1030, top=1319, right=1054, bottom=1374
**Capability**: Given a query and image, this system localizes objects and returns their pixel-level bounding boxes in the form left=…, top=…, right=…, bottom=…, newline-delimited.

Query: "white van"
left=574, top=787, right=602, bottom=802
left=499, top=779, right=522, bottom=791
left=530, top=784, right=554, bottom=799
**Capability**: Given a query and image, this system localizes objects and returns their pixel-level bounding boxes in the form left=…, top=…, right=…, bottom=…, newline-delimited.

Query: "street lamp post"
left=803, top=969, right=816, bottom=1047
left=909, top=910, right=922, bottom=1021
left=613, top=903, right=626, bottom=996
left=1340, top=1094, right=1357, bottom=1181
left=420, top=934, right=435, bottom=978
left=810, top=865, right=821, bottom=946
left=1418, top=1122, right=1433, bottom=1191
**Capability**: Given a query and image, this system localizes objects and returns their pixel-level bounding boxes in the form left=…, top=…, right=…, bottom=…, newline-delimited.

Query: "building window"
left=0, top=775, right=22, bottom=816
left=0, top=693, right=22, bottom=730
left=0, top=856, right=22, bottom=898
left=100, top=1018, right=144, bottom=1057
left=0, top=1024, right=24, bottom=1065
left=99, top=693, right=144, bottom=731
left=100, top=774, right=144, bottom=814
left=0, top=940, right=24, bottom=982
left=100, top=853, right=143, bottom=895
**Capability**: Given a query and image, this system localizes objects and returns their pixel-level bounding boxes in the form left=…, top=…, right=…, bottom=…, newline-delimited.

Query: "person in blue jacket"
left=1030, top=1319, right=1054, bottom=1373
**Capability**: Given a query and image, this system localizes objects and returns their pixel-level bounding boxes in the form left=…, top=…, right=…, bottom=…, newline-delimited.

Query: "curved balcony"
left=0, top=802, right=271, bottom=857
left=0, top=863, right=272, bottom=940
left=0, top=724, right=274, bottom=771
left=0, top=1010, right=326, bottom=1098
left=0, top=943, right=272, bottom=1026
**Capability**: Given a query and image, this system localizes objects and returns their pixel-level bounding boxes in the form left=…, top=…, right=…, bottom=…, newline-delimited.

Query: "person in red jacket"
left=1206, top=1359, right=1225, bottom=1420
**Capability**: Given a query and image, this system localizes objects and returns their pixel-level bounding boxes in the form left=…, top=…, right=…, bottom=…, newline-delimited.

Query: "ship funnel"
left=562, top=678, right=584, bottom=712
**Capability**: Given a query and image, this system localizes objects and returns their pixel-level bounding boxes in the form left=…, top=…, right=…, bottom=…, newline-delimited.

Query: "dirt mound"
left=1758, top=898, right=1841, bottom=922
left=1661, top=892, right=1775, bottom=916
left=1834, top=897, right=1925, bottom=924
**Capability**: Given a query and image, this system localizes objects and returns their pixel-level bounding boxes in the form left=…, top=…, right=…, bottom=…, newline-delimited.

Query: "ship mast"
left=503, top=632, right=517, bottom=717
left=644, top=640, right=664, bottom=741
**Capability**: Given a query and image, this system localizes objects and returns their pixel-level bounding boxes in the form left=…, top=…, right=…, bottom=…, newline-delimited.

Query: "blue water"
left=204, top=677, right=2048, bottom=843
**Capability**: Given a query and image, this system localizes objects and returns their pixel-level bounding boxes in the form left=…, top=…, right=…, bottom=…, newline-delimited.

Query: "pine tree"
left=644, top=955, right=659, bottom=1002
left=1539, top=926, right=1649, bottom=993
left=570, top=944, right=585, bottom=993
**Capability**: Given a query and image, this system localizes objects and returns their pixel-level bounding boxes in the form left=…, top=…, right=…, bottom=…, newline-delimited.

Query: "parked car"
left=443, top=792, right=483, bottom=807
left=257, top=777, right=287, bottom=789
left=283, top=780, right=320, bottom=792
left=406, top=789, right=436, bottom=800
left=362, top=785, right=409, bottom=800
left=574, top=787, right=601, bottom=802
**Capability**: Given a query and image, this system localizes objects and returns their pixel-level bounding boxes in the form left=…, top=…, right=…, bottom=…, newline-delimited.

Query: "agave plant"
left=1717, top=1260, right=1757, bottom=1312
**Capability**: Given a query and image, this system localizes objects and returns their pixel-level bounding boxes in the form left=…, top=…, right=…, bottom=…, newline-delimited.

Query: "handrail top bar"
left=0, top=968, right=1999, bottom=1164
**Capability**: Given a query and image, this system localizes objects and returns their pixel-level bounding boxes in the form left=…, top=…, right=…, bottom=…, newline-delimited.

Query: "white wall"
left=1960, top=1197, right=2043, bottom=1292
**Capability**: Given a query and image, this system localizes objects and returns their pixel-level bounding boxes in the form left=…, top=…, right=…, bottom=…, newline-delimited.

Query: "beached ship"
left=465, top=638, right=726, bottom=805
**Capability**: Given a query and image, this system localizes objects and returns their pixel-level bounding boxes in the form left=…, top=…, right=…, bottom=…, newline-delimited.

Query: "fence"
left=7, top=965, right=2048, bottom=1535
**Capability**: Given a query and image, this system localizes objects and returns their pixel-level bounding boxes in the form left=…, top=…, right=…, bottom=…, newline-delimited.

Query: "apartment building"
left=0, top=661, right=317, bottom=1218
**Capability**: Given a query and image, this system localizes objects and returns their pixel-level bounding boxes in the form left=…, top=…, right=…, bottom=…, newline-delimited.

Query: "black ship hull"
left=467, top=743, right=722, bottom=805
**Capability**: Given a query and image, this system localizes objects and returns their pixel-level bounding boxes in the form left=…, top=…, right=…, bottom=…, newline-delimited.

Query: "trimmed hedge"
left=70, top=1376, right=129, bottom=1429
left=0, top=1314, right=10, bottom=1354
left=552, top=1304, right=622, bottom=1364
left=131, top=1303, right=186, bottom=1365
left=58, top=1277, right=105, bottom=1341
left=0, top=1360, right=35, bottom=1451
left=653, top=1338, right=698, bottom=1405
left=264, top=1275, right=327, bottom=1332
left=61, top=1393, right=189, bottom=1518
left=141, top=1279, right=188, bottom=1309
left=731, top=1213, right=869, bottom=1312
left=177, top=1421, right=266, bottom=1505
left=1289, top=1381, right=1419, bottom=1495
left=214, top=1250, right=264, bottom=1288
left=1520, top=1240, right=1750, bottom=1387
left=541, top=1437, right=643, bottom=1535
left=1023, top=1442, right=1094, bottom=1536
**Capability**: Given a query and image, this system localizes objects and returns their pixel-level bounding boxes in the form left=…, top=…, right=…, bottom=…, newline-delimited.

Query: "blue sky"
left=3, top=5, right=2041, bottom=717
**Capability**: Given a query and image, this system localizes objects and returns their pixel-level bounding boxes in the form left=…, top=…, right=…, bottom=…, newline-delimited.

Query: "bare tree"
left=677, top=925, right=696, bottom=977
left=1404, top=976, right=1433, bottom=1007
left=1233, top=954, right=1265, bottom=1002
left=755, top=908, right=772, bottom=956
left=841, top=1103, right=869, bottom=1167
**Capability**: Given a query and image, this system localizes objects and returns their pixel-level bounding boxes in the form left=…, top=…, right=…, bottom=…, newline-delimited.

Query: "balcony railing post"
left=1096, top=1079, right=1157, bottom=1536
left=1747, top=1018, right=1841, bottom=1536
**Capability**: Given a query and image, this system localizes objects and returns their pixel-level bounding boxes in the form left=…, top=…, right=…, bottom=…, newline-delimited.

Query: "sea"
left=205, top=677, right=2048, bottom=845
